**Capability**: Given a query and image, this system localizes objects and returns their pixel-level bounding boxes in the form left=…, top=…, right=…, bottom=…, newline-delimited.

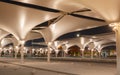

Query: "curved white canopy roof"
left=100, top=44, right=116, bottom=51
left=94, top=39, right=115, bottom=50
left=76, top=0, right=120, bottom=23
left=1, top=38, right=13, bottom=47
left=0, top=0, right=115, bottom=48
left=0, top=29, right=10, bottom=41
left=93, top=33, right=115, bottom=41
left=75, top=32, right=115, bottom=50
left=14, top=0, right=85, bottom=12
left=39, top=15, right=106, bottom=42
left=14, top=0, right=104, bottom=20
left=0, top=2, right=59, bottom=40
left=0, top=31, right=44, bottom=47
left=0, top=29, right=10, bottom=47
left=25, top=31, right=43, bottom=41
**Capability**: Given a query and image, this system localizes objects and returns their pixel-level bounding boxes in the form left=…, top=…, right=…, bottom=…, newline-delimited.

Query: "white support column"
left=109, top=22, right=120, bottom=75
left=47, top=42, right=52, bottom=62
left=91, top=49, right=94, bottom=59
left=47, top=47, right=50, bottom=62
left=19, top=40, right=25, bottom=63
left=81, top=49, right=84, bottom=58
left=98, top=50, right=101, bottom=58
left=81, top=37, right=85, bottom=58
left=15, top=46, right=19, bottom=59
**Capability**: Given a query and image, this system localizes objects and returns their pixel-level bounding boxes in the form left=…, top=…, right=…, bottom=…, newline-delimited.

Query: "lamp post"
left=109, top=22, right=120, bottom=75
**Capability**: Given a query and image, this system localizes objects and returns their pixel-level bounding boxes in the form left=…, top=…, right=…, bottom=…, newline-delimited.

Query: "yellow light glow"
left=20, top=15, right=25, bottom=30
left=20, top=40, right=25, bottom=45
left=81, top=49, right=84, bottom=51
left=44, top=14, right=50, bottom=21
left=54, top=41, right=58, bottom=47
left=109, top=22, right=120, bottom=27
left=52, top=0, right=63, bottom=9
left=91, top=49, right=94, bottom=51
left=109, top=22, right=120, bottom=31
left=22, top=0, right=30, bottom=3
left=90, top=39, right=93, bottom=42
left=20, top=10, right=26, bottom=32
left=9, top=47, right=12, bottom=50
left=15, top=46, right=19, bottom=50
left=77, top=34, right=80, bottom=37
left=48, top=42, right=52, bottom=46
left=98, top=50, right=101, bottom=53
left=109, top=23, right=115, bottom=27
left=24, top=47, right=26, bottom=50
left=50, top=24, right=56, bottom=32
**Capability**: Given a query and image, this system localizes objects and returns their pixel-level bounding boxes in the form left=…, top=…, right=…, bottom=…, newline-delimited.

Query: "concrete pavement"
left=0, top=57, right=116, bottom=75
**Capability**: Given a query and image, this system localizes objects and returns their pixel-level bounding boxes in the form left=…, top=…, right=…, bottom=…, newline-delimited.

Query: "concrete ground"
left=0, top=57, right=116, bottom=75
